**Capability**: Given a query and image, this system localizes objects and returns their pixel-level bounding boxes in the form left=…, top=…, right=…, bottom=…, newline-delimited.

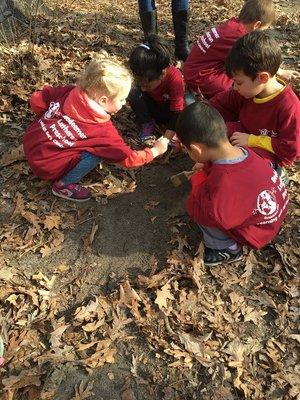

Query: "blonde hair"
left=77, top=52, right=132, bottom=100
left=239, top=0, right=275, bottom=26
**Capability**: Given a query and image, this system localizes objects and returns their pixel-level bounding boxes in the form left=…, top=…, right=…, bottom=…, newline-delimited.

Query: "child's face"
left=139, top=76, right=163, bottom=92
left=231, top=71, right=269, bottom=99
left=137, top=69, right=167, bottom=92
left=100, top=85, right=131, bottom=114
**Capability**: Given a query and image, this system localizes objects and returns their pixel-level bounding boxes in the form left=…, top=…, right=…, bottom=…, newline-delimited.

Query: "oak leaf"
left=155, top=283, right=174, bottom=310
left=43, top=214, right=61, bottom=230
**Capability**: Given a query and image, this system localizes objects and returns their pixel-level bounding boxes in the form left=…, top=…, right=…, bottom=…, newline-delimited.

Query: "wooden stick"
left=170, top=171, right=194, bottom=187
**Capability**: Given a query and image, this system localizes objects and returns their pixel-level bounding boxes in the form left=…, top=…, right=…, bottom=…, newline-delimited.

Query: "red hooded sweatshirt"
left=23, top=85, right=154, bottom=181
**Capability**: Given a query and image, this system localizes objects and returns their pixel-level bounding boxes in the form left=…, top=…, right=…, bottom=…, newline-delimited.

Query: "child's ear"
left=252, top=20, right=262, bottom=30
left=258, top=72, right=270, bottom=84
left=190, top=143, right=203, bottom=161
left=97, top=95, right=109, bottom=106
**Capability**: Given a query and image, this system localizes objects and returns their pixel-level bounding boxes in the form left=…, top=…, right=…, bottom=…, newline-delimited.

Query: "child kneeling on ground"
left=23, top=55, right=169, bottom=202
left=128, top=34, right=185, bottom=144
left=210, top=30, right=300, bottom=182
left=184, top=0, right=299, bottom=101
left=175, top=101, right=289, bottom=267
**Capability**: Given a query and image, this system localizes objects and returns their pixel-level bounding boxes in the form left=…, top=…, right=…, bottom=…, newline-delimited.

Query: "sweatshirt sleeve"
left=248, top=135, right=275, bottom=154
left=118, top=148, right=154, bottom=168
left=210, top=89, right=244, bottom=122
left=270, top=103, right=300, bottom=166
left=185, top=171, right=208, bottom=223
left=30, top=90, right=48, bottom=113
left=168, top=68, right=185, bottom=112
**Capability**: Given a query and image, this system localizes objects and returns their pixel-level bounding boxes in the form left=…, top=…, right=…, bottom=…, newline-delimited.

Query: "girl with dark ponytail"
left=128, top=35, right=185, bottom=143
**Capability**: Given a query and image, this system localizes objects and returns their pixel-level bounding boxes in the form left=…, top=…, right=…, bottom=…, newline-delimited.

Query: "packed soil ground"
left=0, top=0, right=299, bottom=399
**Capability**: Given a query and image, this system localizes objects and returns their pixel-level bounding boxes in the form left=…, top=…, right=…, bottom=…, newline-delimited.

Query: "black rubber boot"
left=172, top=10, right=190, bottom=61
left=139, top=9, right=158, bottom=39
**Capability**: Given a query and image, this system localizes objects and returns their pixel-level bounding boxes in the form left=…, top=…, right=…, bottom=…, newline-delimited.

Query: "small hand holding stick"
left=170, top=170, right=194, bottom=187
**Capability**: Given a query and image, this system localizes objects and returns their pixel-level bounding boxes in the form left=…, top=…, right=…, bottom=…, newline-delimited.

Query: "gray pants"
left=199, top=225, right=237, bottom=250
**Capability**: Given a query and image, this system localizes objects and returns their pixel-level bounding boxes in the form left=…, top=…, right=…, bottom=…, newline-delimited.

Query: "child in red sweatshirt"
left=175, top=101, right=289, bottom=267
left=23, top=56, right=169, bottom=202
left=210, top=30, right=300, bottom=178
left=184, top=0, right=299, bottom=100
left=128, top=34, right=185, bottom=144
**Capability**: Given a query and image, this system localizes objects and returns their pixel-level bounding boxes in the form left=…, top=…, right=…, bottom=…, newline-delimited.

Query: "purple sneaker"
left=139, top=120, right=156, bottom=142
left=52, top=181, right=91, bottom=202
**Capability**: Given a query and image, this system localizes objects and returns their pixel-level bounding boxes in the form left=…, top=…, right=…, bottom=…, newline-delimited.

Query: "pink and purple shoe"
left=52, top=181, right=91, bottom=202
left=139, top=120, right=156, bottom=142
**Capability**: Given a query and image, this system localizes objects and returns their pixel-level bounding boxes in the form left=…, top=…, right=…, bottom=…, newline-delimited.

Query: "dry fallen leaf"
left=2, top=369, right=41, bottom=391
left=0, top=144, right=25, bottom=167
left=155, top=283, right=175, bottom=310
left=71, top=380, right=94, bottom=400
left=43, top=214, right=61, bottom=230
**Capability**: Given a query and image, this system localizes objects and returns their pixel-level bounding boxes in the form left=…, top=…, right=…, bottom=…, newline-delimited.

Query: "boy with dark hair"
left=176, top=102, right=289, bottom=266
left=184, top=0, right=299, bottom=100
left=210, top=30, right=300, bottom=172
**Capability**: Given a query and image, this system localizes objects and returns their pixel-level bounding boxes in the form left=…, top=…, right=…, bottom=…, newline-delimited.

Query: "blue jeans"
left=138, top=0, right=189, bottom=12
left=199, top=225, right=237, bottom=250
left=60, top=151, right=101, bottom=185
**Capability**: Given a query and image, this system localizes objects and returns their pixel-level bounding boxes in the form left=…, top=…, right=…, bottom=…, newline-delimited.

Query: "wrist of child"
left=247, top=134, right=254, bottom=147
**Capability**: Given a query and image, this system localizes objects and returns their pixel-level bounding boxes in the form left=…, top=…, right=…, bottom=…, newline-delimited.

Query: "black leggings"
left=128, top=87, right=179, bottom=130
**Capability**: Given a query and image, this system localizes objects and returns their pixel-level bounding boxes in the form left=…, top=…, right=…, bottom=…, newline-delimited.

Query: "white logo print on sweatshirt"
left=259, top=128, right=278, bottom=138
left=257, top=190, right=277, bottom=216
left=39, top=102, right=87, bottom=150
left=253, top=172, right=289, bottom=226
left=44, top=102, right=60, bottom=119
left=197, top=27, right=220, bottom=53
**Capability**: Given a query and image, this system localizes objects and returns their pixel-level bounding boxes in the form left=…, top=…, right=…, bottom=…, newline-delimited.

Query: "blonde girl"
left=23, top=54, right=169, bottom=201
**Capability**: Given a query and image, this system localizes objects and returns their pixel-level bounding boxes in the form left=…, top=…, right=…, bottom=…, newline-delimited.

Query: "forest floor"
left=0, top=0, right=299, bottom=399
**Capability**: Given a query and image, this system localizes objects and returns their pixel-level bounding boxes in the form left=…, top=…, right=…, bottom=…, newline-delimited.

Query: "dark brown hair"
left=176, top=102, right=227, bottom=148
left=226, top=30, right=281, bottom=79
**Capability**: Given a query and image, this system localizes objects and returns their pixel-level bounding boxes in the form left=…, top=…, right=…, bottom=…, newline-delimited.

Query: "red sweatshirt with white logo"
left=184, top=18, right=247, bottom=95
left=186, top=149, right=289, bottom=249
left=210, top=85, right=300, bottom=166
left=23, top=85, right=154, bottom=181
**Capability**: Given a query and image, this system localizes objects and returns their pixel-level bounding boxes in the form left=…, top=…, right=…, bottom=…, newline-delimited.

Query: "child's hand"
left=230, top=131, right=249, bottom=146
left=193, top=162, right=205, bottom=171
left=278, top=68, right=300, bottom=81
left=151, top=136, right=170, bottom=157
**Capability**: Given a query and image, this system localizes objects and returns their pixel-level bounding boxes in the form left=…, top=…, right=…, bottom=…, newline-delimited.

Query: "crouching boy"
left=176, top=102, right=289, bottom=266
